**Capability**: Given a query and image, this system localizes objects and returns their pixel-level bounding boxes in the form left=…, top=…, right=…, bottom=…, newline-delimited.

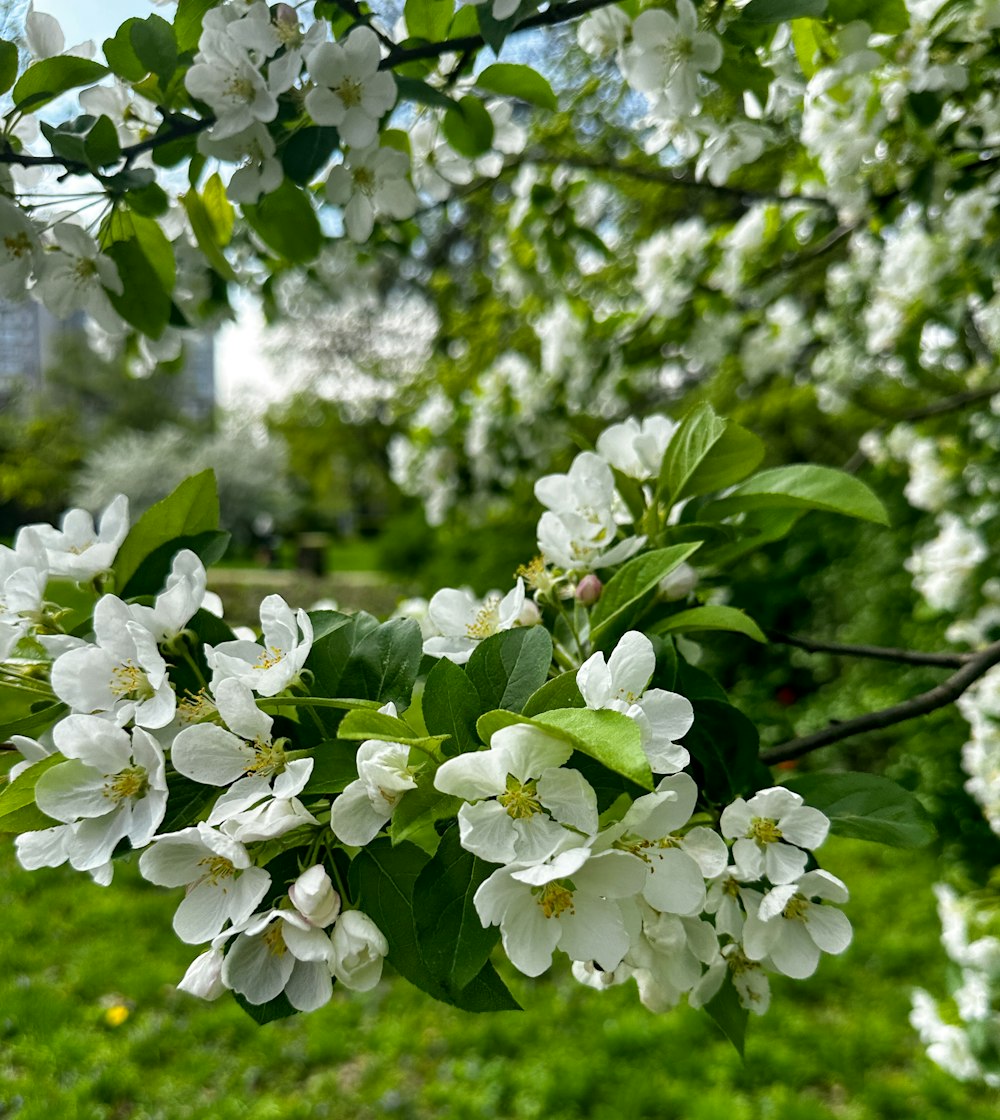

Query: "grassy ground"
left=0, top=836, right=996, bottom=1119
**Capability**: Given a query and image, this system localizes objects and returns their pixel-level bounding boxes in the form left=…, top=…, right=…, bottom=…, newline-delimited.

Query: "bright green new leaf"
left=338, top=708, right=450, bottom=754
left=174, top=0, right=223, bottom=51
left=183, top=189, right=237, bottom=281
left=589, top=543, right=702, bottom=649
left=522, top=671, right=585, bottom=717
left=652, top=605, right=767, bottom=644
left=782, top=772, right=937, bottom=848
left=476, top=63, right=557, bottom=110
left=390, top=774, right=461, bottom=854
left=659, top=404, right=763, bottom=507
left=404, top=0, right=454, bottom=41
left=0, top=754, right=62, bottom=835
left=533, top=708, right=653, bottom=790
left=702, top=464, right=890, bottom=526
left=12, top=56, right=109, bottom=112
left=112, top=469, right=219, bottom=594
left=202, top=173, right=234, bottom=245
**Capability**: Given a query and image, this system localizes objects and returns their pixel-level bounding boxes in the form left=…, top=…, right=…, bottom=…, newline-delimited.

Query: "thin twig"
left=767, top=630, right=967, bottom=668
left=761, top=637, right=1000, bottom=764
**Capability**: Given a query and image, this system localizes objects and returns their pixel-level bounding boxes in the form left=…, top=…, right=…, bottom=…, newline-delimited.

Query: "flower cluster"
left=1, top=410, right=877, bottom=1028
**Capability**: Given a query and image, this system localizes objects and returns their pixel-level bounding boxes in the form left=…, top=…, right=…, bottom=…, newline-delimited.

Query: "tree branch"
left=767, top=630, right=967, bottom=668
left=382, top=0, right=622, bottom=67
left=761, top=637, right=1000, bottom=765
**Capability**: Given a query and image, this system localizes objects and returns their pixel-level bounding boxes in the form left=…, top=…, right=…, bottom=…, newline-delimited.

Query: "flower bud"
left=575, top=574, right=603, bottom=605
left=289, top=865, right=341, bottom=928
left=177, top=948, right=227, bottom=1001
left=273, top=4, right=298, bottom=27
left=658, top=563, right=698, bottom=601
left=331, top=910, right=389, bottom=991
left=517, top=599, right=542, bottom=627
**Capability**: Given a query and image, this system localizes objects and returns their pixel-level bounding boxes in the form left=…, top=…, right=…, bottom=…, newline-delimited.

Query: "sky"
left=32, top=0, right=288, bottom=413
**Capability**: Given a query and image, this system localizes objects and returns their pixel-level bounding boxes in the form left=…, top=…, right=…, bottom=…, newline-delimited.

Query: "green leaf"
left=119, top=529, right=229, bottom=598
left=704, top=975, right=748, bottom=1057
left=476, top=63, right=557, bottom=110
left=338, top=708, right=449, bottom=754
left=422, top=656, right=484, bottom=755
left=0, top=755, right=62, bottom=835
left=828, top=0, right=908, bottom=31
left=103, top=19, right=145, bottom=81
left=41, top=114, right=121, bottom=171
left=404, top=0, right=455, bottom=41
left=442, top=95, right=494, bottom=158
left=232, top=991, right=298, bottom=1025
left=659, top=404, right=763, bottom=507
left=465, top=627, right=553, bottom=713
left=302, top=739, right=361, bottom=795
left=741, top=0, right=828, bottom=22
left=102, top=208, right=177, bottom=337
left=390, top=773, right=461, bottom=854
left=202, top=173, right=234, bottom=245
left=349, top=838, right=520, bottom=1011
left=306, top=614, right=424, bottom=735
left=532, top=708, right=653, bottom=790
left=280, top=126, right=340, bottom=185
left=0, top=703, right=67, bottom=743
left=174, top=0, right=223, bottom=51
left=589, top=543, right=702, bottom=649
left=183, top=188, right=237, bottom=281
left=414, top=827, right=501, bottom=990
left=521, top=671, right=584, bottom=718
left=782, top=773, right=937, bottom=848
left=112, top=470, right=219, bottom=594
left=702, top=465, right=890, bottom=526
left=130, top=14, right=177, bottom=82
left=12, top=56, right=109, bottom=112
left=0, top=39, right=20, bottom=95
left=474, top=1, right=527, bottom=52
left=651, top=605, right=767, bottom=644
left=684, top=698, right=762, bottom=802
left=243, top=180, right=321, bottom=263
left=158, top=770, right=216, bottom=834
left=395, top=75, right=454, bottom=110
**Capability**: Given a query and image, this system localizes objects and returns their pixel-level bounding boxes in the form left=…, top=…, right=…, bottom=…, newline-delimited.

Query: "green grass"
left=0, top=838, right=995, bottom=1119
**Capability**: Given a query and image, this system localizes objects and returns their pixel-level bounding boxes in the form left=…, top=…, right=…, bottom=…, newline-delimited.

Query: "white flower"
left=595, top=416, right=677, bottom=481
left=627, top=904, right=721, bottom=1011
left=222, top=909, right=335, bottom=1011
left=621, top=2, right=723, bottom=117
left=171, top=677, right=312, bottom=799
left=288, top=865, right=341, bottom=928
left=326, top=144, right=418, bottom=242
left=24, top=4, right=93, bottom=60
left=330, top=732, right=418, bottom=846
left=0, top=198, right=42, bottom=298
left=138, top=822, right=271, bottom=944
left=36, top=224, right=124, bottom=333
left=607, top=773, right=728, bottom=915
left=577, top=631, right=694, bottom=774
left=410, top=116, right=475, bottom=201
left=177, top=948, right=227, bottom=1000
left=434, top=723, right=596, bottom=864
left=720, top=786, right=830, bottom=884
left=186, top=30, right=281, bottom=139
left=33, top=716, right=167, bottom=871
left=695, top=122, right=768, bottom=187
left=330, top=909, right=389, bottom=991
left=690, top=942, right=771, bottom=1015
left=50, top=595, right=176, bottom=728
left=423, top=579, right=525, bottom=664
left=205, top=594, right=313, bottom=695
left=25, top=494, right=128, bottom=581
left=199, top=121, right=283, bottom=204
left=577, top=8, right=631, bottom=59
left=474, top=845, right=648, bottom=977
left=742, top=869, right=852, bottom=978
left=305, top=28, right=397, bottom=149
left=0, top=526, right=48, bottom=657
left=127, top=549, right=210, bottom=643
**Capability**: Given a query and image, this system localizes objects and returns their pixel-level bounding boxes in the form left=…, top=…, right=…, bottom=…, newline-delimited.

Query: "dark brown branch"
left=768, top=630, right=967, bottom=668
left=761, top=637, right=1000, bottom=765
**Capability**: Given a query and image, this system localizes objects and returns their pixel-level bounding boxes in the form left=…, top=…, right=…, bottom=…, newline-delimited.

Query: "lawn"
left=0, top=836, right=995, bottom=1119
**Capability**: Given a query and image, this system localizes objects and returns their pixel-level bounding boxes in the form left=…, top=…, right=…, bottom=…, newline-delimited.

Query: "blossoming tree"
left=1, top=0, right=999, bottom=1080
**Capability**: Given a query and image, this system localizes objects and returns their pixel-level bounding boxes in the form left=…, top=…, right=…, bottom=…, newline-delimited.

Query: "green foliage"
left=533, top=707, right=654, bottom=790
left=652, top=605, right=767, bottom=644
left=703, top=465, right=891, bottom=526
left=243, top=181, right=322, bottom=263
left=784, top=772, right=937, bottom=848
left=0, top=38, right=17, bottom=94
left=11, top=55, right=109, bottom=112
left=442, top=95, right=495, bottom=158
left=476, top=63, right=558, bottom=110
left=465, top=627, right=553, bottom=713
left=659, top=405, right=765, bottom=507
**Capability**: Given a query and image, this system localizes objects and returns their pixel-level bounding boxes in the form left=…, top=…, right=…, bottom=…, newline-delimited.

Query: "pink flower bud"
left=575, top=574, right=603, bottom=605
